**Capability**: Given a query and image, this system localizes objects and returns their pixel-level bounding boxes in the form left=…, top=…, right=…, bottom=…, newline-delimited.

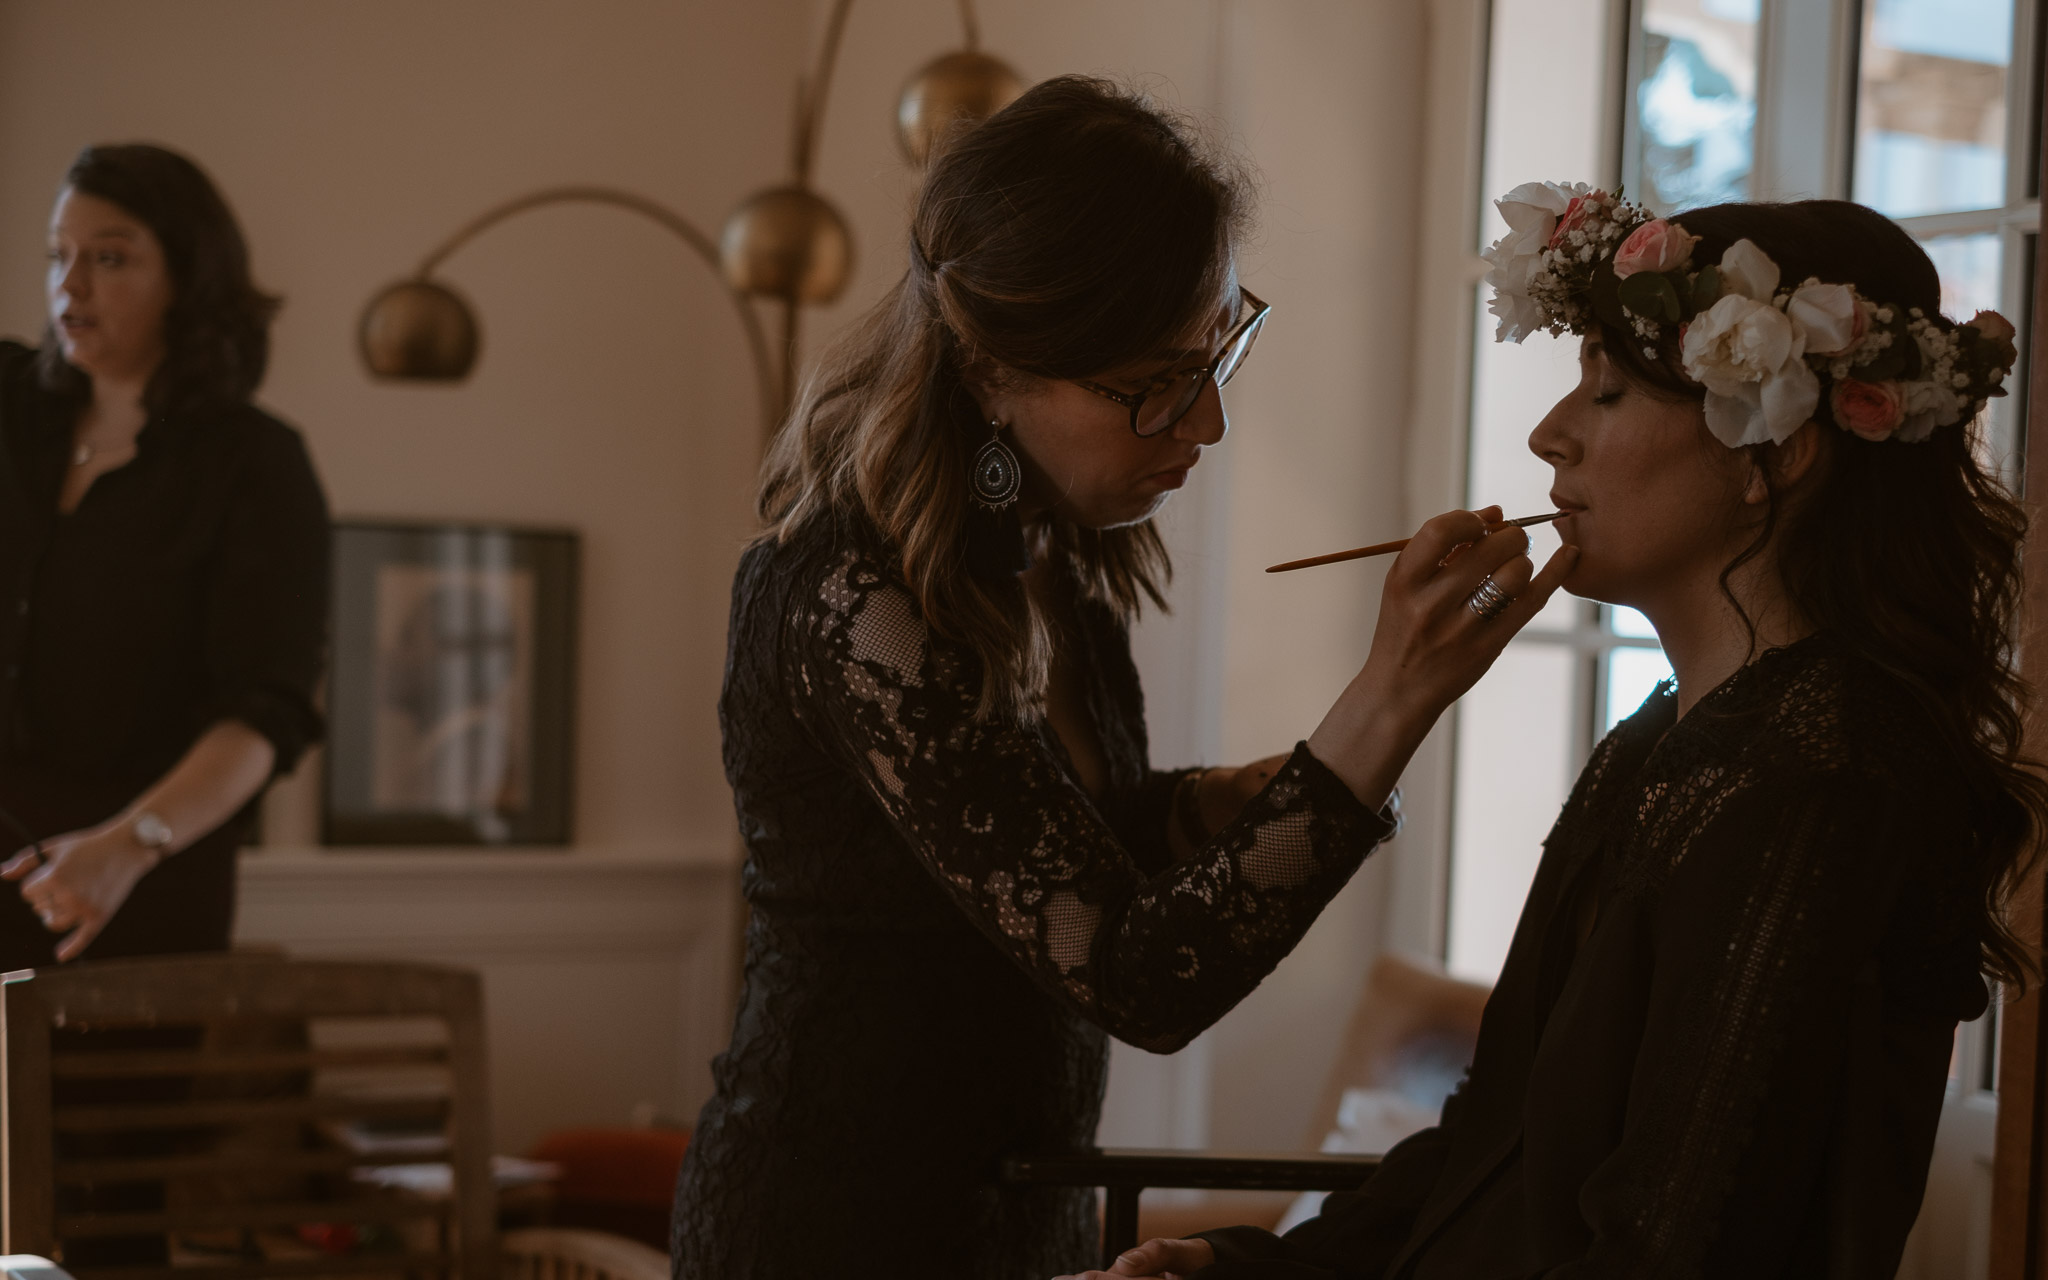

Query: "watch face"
left=134, top=813, right=172, bottom=849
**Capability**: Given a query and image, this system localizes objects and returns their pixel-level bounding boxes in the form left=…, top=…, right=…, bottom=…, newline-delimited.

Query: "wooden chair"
left=500, top=1229, right=665, bottom=1280
left=2, top=955, right=496, bottom=1280
left=1004, top=951, right=1491, bottom=1269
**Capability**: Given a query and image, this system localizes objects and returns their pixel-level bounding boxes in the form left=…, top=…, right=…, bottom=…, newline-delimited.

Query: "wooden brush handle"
left=1265, top=511, right=1565, bottom=574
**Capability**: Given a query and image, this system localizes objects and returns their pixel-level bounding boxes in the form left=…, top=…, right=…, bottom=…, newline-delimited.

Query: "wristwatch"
left=132, top=811, right=174, bottom=856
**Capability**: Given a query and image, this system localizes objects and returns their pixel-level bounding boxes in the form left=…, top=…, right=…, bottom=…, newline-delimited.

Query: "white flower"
left=1785, top=281, right=1862, bottom=358
left=1481, top=181, right=1587, bottom=343
left=1495, top=181, right=1584, bottom=254
left=1897, top=379, right=1964, bottom=442
left=1717, top=238, right=1781, bottom=303
left=1485, top=285, right=1547, bottom=345
left=1682, top=293, right=1817, bottom=447
left=1683, top=295, right=1802, bottom=391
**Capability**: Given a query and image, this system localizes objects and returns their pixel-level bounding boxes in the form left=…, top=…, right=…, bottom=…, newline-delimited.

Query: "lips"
left=1548, top=491, right=1586, bottom=515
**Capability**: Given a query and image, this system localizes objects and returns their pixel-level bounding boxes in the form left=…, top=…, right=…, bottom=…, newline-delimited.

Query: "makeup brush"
left=1266, top=511, right=1568, bottom=573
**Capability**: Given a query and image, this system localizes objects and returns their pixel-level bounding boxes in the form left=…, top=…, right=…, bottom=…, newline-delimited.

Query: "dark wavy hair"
left=1601, top=199, right=2046, bottom=989
left=761, top=76, right=1252, bottom=718
left=37, top=143, right=280, bottom=418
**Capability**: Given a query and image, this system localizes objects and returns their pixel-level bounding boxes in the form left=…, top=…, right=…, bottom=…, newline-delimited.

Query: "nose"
left=52, top=254, right=86, bottom=303
left=1172, top=377, right=1228, bottom=446
left=1528, top=393, right=1578, bottom=467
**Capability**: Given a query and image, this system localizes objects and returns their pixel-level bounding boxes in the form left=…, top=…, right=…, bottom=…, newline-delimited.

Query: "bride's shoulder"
left=1748, top=637, right=1947, bottom=790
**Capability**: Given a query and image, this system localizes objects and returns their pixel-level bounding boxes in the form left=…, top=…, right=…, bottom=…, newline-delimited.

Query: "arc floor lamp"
left=354, top=0, right=1023, bottom=440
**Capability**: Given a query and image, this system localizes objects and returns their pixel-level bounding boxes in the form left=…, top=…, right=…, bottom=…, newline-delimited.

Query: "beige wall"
left=0, top=0, right=1444, bottom=1154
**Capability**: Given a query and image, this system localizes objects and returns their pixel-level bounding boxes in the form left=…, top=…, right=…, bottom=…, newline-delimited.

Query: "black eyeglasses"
left=1075, top=289, right=1271, bottom=437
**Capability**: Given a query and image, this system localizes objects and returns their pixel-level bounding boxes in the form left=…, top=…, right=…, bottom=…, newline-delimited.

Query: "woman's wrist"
left=91, top=813, right=171, bottom=871
left=1307, top=677, right=1438, bottom=808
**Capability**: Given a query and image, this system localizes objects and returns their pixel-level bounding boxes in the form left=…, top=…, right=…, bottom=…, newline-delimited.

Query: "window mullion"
left=1756, top=0, right=1861, bottom=200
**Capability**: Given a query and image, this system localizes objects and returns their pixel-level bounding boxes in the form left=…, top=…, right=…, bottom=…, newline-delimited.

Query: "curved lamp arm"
left=412, top=185, right=783, bottom=439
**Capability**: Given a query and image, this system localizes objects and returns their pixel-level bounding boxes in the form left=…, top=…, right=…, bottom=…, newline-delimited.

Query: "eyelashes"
left=1592, top=390, right=1623, bottom=406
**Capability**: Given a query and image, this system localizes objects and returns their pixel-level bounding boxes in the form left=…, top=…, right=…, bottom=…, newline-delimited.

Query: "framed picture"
left=323, top=522, right=578, bottom=845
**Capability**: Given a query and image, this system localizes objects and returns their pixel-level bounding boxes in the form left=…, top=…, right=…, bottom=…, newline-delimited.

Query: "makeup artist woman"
left=0, top=144, right=328, bottom=969
left=674, top=77, right=1575, bottom=1280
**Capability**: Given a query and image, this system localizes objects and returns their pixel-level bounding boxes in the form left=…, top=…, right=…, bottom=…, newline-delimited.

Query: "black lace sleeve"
left=788, top=550, right=1396, bottom=1053
left=1556, top=772, right=1918, bottom=1278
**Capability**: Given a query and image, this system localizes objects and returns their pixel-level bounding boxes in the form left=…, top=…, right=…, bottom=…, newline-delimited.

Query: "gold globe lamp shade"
left=718, top=185, right=854, bottom=304
left=358, top=279, right=480, bottom=380
left=896, top=50, right=1024, bottom=165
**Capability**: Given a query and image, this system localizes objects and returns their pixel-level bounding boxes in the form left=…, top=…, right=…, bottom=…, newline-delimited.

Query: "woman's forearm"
left=1306, top=681, right=1437, bottom=812
left=114, top=719, right=276, bottom=854
left=3, top=720, right=278, bottom=962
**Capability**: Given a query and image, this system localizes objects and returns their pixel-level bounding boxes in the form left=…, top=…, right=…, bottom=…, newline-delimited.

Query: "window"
left=1628, top=0, right=1763, bottom=212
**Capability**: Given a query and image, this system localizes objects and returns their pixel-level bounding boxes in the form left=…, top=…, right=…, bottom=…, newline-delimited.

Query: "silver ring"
left=1466, top=574, right=1514, bottom=621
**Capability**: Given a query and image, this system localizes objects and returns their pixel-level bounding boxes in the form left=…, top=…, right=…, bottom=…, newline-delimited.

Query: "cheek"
left=96, top=268, right=170, bottom=330
left=1008, top=396, right=1129, bottom=486
left=1572, top=420, right=1736, bottom=583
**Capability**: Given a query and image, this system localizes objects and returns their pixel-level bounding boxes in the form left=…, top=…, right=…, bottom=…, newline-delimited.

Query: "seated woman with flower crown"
left=1059, top=190, right=2041, bottom=1280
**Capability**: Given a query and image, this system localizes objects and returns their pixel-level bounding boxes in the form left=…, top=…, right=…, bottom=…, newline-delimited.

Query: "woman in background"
left=1089, top=192, right=2040, bottom=1279
left=0, top=143, right=328, bottom=967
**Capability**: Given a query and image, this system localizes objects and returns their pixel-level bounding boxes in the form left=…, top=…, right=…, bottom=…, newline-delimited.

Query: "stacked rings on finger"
left=1466, top=574, right=1514, bottom=621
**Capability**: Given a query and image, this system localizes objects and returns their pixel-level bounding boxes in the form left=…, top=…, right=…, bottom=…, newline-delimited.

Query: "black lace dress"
left=672, top=516, right=1397, bottom=1279
left=1195, top=634, right=1990, bottom=1280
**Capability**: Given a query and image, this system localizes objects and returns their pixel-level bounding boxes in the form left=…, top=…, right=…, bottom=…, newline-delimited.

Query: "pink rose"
left=1831, top=378, right=1905, bottom=441
left=1612, top=218, right=1700, bottom=279
left=1969, top=310, right=2016, bottom=344
left=1547, top=193, right=1600, bottom=249
left=1967, top=309, right=2019, bottom=373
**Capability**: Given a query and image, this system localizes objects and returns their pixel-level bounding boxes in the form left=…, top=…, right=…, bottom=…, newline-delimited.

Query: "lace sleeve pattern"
left=789, top=549, right=1396, bottom=1052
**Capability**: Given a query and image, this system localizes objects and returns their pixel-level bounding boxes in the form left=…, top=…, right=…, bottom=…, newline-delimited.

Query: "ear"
left=957, top=358, right=1004, bottom=423
left=1743, top=420, right=1824, bottom=505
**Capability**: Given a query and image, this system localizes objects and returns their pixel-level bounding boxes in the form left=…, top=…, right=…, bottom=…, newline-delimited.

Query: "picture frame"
left=322, top=521, right=578, bottom=845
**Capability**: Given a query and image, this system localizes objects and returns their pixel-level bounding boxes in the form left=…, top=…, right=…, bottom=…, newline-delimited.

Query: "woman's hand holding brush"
left=1302, top=506, right=1578, bottom=808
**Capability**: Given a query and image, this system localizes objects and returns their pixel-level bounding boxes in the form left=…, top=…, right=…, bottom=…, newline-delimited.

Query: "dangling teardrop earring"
left=970, top=419, right=1022, bottom=511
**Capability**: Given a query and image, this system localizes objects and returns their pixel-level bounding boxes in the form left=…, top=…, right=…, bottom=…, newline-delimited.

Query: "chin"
left=1560, top=555, right=1629, bottom=608
left=1068, top=492, right=1171, bottom=531
left=57, top=343, right=105, bottom=375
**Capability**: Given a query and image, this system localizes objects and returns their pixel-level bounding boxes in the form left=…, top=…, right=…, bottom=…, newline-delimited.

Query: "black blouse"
left=1195, top=634, right=1988, bottom=1280
left=0, top=340, right=329, bottom=967
left=673, top=514, right=1398, bottom=1279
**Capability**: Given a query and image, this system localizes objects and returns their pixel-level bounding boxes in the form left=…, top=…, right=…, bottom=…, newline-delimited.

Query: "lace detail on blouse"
left=794, top=547, right=1396, bottom=1053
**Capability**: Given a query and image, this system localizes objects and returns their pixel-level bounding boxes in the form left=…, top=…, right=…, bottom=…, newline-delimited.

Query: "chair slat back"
left=3, top=958, right=495, bottom=1280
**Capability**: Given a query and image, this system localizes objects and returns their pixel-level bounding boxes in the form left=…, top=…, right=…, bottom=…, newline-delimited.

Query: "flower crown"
left=1482, top=181, right=2019, bottom=448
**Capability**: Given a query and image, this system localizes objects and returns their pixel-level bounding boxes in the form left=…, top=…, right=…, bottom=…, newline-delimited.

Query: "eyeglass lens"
left=1133, top=308, right=1267, bottom=437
